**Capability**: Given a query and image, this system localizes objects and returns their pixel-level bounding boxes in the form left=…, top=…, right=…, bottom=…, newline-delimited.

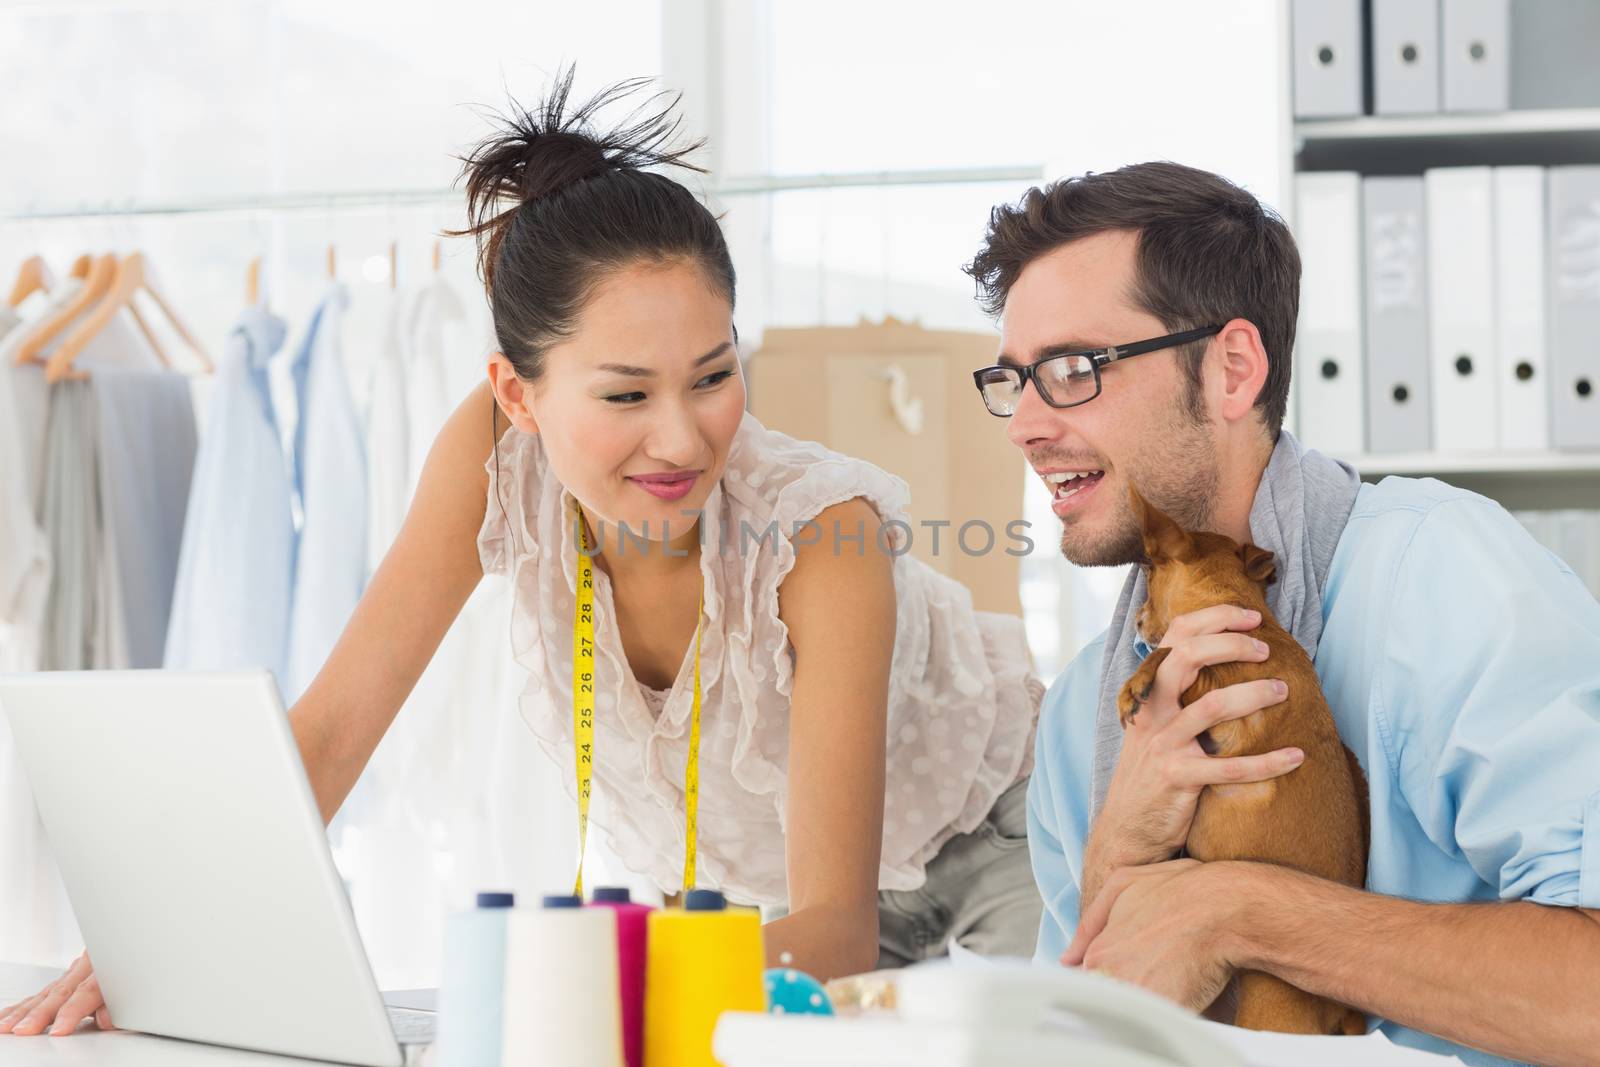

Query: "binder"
left=1425, top=167, right=1498, bottom=452
left=1363, top=176, right=1432, bottom=454
left=1294, top=172, right=1366, bottom=455
left=1291, top=0, right=1364, bottom=118
left=1372, top=0, right=1441, bottom=115
left=1442, top=0, right=1510, bottom=112
left=1547, top=166, right=1600, bottom=450
left=1492, top=167, right=1549, bottom=451
left=1509, top=0, right=1600, bottom=110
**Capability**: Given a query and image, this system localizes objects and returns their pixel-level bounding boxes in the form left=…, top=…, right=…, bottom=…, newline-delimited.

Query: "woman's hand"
left=0, top=952, right=114, bottom=1036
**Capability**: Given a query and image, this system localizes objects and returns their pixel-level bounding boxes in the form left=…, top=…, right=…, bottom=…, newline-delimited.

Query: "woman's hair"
left=451, top=66, right=736, bottom=382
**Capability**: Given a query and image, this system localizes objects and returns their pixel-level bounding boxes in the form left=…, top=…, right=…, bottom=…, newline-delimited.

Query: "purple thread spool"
left=590, top=886, right=651, bottom=1067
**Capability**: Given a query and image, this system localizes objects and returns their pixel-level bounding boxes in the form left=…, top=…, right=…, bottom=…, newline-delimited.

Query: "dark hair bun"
left=454, top=65, right=707, bottom=291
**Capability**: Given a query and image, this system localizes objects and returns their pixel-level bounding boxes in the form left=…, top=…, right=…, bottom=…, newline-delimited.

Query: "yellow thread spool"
left=644, top=889, right=766, bottom=1067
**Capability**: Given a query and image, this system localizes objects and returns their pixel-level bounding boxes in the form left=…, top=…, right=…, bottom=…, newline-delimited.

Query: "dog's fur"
left=1116, top=486, right=1369, bottom=1036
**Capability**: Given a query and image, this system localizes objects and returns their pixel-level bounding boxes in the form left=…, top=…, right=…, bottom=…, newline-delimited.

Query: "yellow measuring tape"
left=572, top=500, right=703, bottom=897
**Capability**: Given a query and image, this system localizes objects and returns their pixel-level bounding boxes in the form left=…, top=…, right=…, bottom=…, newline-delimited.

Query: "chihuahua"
left=1117, top=485, right=1369, bottom=1036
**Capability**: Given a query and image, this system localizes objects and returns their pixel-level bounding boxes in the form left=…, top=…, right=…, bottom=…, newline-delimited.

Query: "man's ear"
left=1239, top=542, right=1277, bottom=585
left=1128, top=483, right=1190, bottom=561
left=487, top=353, right=540, bottom=435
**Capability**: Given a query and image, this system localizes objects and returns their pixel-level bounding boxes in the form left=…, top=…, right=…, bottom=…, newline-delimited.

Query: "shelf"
left=1329, top=451, right=1600, bottom=510
left=1336, top=451, right=1600, bottom=476
left=1296, top=107, right=1600, bottom=143
left=1295, top=108, right=1600, bottom=174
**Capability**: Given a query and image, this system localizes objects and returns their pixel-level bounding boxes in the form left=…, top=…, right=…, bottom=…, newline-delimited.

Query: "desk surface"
left=1, top=962, right=432, bottom=1066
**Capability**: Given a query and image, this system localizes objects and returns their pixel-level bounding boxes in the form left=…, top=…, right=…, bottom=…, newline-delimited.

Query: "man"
left=966, top=161, right=1600, bottom=1067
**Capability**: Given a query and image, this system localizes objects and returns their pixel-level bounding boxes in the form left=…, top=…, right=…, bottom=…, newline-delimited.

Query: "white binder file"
left=1493, top=167, right=1549, bottom=451
left=1373, top=0, right=1441, bottom=115
left=1291, top=0, right=1364, bottom=118
left=1364, top=177, right=1433, bottom=454
left=1294, top=172, right=1366, bottom=455
left=1547, top=166, right=1600, bottom=450
left=1442, top=0, right=1511, bottom=112
left=1426, top=167, right=1499, bottom=452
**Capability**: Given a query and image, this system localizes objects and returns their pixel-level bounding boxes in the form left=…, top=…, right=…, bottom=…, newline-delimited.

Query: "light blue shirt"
left=1028, top=476, right=1600, bottom=1067
left=165, top=307, right=294, bottom=681
left=285, top=284, right=367, bottom=703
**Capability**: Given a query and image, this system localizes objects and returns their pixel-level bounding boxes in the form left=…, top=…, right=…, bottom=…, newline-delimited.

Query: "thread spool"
left=436, top=890, right=515, bottom=1067
left=590, top=887, right=651, bottom=1067
left=644, top=888, right=767, bottom=1067
left=501, top=895, right=624, bottom=1067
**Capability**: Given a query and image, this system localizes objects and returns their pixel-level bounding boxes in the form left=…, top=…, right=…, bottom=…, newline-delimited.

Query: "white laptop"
left=0, top=670, right=435, bottom=1066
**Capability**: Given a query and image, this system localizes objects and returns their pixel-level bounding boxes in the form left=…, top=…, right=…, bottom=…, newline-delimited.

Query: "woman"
left=2, top=71, right=1041, bottom=1037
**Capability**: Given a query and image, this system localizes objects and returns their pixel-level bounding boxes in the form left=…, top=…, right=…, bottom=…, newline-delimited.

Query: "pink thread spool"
left=590, top=886, right=652, bottom=1067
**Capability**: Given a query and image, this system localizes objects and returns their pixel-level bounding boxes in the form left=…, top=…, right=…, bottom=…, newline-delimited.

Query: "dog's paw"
left=1117, top=648, right=1170, bottom=727
left=1116, top=685, right=1141, bottom=727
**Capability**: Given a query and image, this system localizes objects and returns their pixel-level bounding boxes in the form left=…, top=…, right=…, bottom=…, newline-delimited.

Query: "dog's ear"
left=1239, top=542, right=1277, bottom=585
left=1128, top=483, right=1190, bottom=562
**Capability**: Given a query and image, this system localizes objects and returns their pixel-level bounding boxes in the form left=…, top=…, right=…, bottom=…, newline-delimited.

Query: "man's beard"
left=1058, top=389, right=1219, bottom=568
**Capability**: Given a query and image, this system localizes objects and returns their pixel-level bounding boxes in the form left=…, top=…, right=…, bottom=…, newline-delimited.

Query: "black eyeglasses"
left=972, top=324, right=1225, bottom=417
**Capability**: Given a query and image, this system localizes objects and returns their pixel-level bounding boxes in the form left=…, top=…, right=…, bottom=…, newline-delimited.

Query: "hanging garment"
left=0, top=308, right=50, bottom=672
left=37, top=381, right=101, bottom=672
left=285, top=284, right=367, bottom=702
left=91, top=367, right=197, bottom=668
left=365, top=288, right=413, bottom=576
left=165, top=307, right=295, bottom=682
left=403, top=274, right=473, bottom=490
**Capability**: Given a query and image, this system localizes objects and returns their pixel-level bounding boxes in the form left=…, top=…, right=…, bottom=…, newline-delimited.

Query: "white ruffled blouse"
left=479, top=412, right=1042, bottom=906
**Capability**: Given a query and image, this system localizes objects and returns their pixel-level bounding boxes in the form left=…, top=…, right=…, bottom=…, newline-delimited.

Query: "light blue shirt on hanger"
left=1028, top=475, right=1600, bottom=1067
left=166, top=306, right=294, bottom=680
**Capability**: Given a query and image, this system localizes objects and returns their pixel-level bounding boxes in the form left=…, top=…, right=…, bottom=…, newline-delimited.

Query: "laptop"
left=0, top=670, right=436, bottom=1066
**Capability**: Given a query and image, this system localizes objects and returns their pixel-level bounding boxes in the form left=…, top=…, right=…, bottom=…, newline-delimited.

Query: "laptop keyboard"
left=388, top=1006, right=437, bottom=1044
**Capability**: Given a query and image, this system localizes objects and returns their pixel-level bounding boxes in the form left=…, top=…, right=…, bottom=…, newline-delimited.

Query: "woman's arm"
left=291, top=380, right=503, bottom=823
left=766, top=497, right=896, bottom=980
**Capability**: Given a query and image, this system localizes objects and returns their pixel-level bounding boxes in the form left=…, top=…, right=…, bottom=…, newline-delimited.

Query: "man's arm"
left=1227, top=865, right=1600, bottom=1067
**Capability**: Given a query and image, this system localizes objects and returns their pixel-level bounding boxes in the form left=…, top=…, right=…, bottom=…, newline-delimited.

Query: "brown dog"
left=1116, top=486, right=1369, bottom=1036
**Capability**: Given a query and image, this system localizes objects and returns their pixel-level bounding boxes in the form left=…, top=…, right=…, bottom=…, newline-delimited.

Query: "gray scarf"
left=1088, top=430, right=1363, bottom=819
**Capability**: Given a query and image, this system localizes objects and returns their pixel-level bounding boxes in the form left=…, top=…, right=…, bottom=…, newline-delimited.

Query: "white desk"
left=1, top=962, right=432, bottom=1066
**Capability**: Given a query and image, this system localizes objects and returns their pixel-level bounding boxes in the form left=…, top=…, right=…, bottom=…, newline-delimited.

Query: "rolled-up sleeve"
left=1379, top=498, right=1600, bottom=909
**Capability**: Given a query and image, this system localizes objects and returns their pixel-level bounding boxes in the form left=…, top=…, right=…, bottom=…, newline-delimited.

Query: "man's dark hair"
left=964, top=161, right=1299, bottom=437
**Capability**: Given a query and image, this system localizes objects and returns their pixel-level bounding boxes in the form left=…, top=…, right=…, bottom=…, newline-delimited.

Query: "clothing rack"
left=0, top=166, right=1046, bottom=222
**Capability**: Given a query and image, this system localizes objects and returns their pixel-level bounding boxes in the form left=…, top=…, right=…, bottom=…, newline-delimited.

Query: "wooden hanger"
left=46, top=252, right=214, bottom=383
left=246, top=256, right=261, bottom=306
left=389, top=240, right=398, bottom=290
left=7, top=255, right=51, bottom=307
left=326, top=244, right=337, bottom=281
left=68, top=253, right=92, bottom=280
left=432, top=239, right=441, bottom=274
left=13, top=253, right=117, bottom=366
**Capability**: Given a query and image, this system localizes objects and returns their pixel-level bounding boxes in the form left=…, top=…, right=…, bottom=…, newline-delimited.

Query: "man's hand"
left=1064, top=859, right=1240, bottom=1013
left=1082, top=605, right=1302, bottom=909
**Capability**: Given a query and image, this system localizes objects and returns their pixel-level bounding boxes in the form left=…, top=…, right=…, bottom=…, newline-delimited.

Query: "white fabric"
left=0, top=283, right=164, bottom=966
left=0, top=308, right=50, bottom=667
left=403, top=275, right=474, bottom=493
left=365, top=288, right=412, bottom=574
left=0, top=306, right=74, bottom=968
left=479, top=412, right=1042, bottom=906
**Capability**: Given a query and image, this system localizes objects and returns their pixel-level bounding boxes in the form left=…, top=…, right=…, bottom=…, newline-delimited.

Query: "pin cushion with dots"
left=763, top=952, right=835, bottom=1016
